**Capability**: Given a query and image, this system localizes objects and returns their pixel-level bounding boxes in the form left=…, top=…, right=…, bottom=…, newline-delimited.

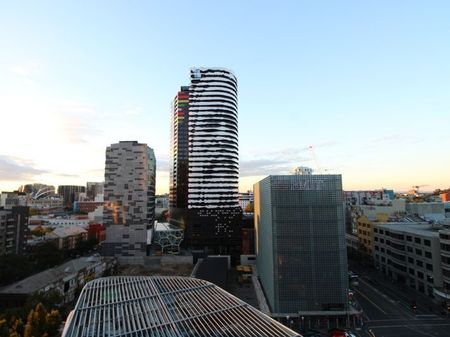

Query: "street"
left=351, top=266, right=450, bottom=337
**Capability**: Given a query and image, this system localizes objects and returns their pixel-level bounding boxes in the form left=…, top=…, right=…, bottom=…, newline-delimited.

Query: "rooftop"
left=0, top=256, right=112, bottom=295
left=62, top=276, right=300, bottom=337
left=375, top=222, right=439, bottom=238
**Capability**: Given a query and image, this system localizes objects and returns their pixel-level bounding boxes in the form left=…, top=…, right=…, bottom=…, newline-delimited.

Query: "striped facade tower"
left=170, top=68, right=241, bottom=255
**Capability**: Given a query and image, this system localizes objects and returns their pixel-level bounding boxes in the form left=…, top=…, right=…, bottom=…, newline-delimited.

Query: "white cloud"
left=9, top=62, right=41, bottom=77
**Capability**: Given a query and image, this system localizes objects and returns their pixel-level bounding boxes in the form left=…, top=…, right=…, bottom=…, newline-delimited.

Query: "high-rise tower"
left=254, top=174, right=348, bottom=314
left=102, top=141, right=156, bottom=259
left=170, top=68, right=241, bottom=254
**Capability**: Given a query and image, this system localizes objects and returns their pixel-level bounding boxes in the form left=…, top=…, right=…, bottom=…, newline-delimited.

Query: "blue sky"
left=1, top=1, right=449, bottom=194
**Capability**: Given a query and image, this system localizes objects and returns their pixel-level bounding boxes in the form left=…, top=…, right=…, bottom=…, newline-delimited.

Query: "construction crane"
left=308, top=145, right=322, bottom=174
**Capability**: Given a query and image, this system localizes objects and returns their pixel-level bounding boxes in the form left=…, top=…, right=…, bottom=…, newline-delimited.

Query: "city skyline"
left=1, top=1, right=450, bottom=194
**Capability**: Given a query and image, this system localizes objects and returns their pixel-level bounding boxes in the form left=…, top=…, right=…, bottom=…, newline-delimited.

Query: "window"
left=425, top=251, right=432, bottom=259
left=375, top=237, right=378, bottom=242
left=408, top=257, right=414, bottom=263
left=407, top=246, right=413, bottom=253
left=374, top=228, right=378, bottom=233
left=426, top=263, right=433, bottom=271
left=406, top=236, right=412, bottom=242
left=416, top=248, right=422, bottom=256
left=424, top=240, right=431, bottom=247
left=380, top=230, right=384, bottom=234
left=417, top=271, right=424, bottom=279
left=415, top=237, right=421, bottom=244
left=417, top=260, right=423, bottom=267
left=409, top=268, right=415, bottom=275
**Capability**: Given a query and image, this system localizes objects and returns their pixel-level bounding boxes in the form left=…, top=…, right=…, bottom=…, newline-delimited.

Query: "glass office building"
left=254, top=175, right=348, bottom=314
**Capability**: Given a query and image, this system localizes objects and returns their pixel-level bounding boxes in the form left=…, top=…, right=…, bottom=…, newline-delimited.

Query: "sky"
left=1, top=1, right=449, bottom=194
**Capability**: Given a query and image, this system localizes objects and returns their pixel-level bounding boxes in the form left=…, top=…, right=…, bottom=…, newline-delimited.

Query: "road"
left=351, top=268, right=450, bottom=337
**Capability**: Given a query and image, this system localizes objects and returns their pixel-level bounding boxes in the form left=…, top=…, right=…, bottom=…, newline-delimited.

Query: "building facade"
left=57, top=185, right=85, bottom=209
left=373, top=223, right=443, bottom=297
left=86, top=182, right=104, bottom=201
left=0, top=206, right=29, bottom=255
left=239, top=190, right=254, bottom=211
left=435, top=227, right=450, bottom=303
left=254, top=175, right=348, bottom=314
left=102, top=141, right=156, bottom=258
left=169, top=68, right=241, bottom=254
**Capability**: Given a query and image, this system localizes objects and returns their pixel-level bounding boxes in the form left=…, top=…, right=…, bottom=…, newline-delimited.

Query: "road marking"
left=404, top=325, right=438, bottom=337
left=359, top=278, right=417, bottom=319
left=354, top=288, right=388, bottom=315
left=371, top=323, right=450, bottom=329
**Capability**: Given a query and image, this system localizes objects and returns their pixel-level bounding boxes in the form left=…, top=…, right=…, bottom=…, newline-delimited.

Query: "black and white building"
left=170, top=68, right=241, bottom=254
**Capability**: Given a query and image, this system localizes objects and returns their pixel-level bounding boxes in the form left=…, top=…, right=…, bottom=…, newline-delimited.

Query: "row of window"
left=375, top=243, right=432, bottom=259
left=375, top=254, right=434, bottom=274
left=373, top=229, right=431, bottom=247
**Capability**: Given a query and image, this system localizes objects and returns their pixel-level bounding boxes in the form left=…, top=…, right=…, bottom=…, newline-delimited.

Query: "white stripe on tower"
left=188, top=68, right=239, bottom=209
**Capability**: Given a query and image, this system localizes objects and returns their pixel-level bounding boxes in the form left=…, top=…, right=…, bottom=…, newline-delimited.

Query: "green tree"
left=244, top=202, right=254, bottom=213
left=0, top=318, right=8, bottom=337
left=8, top=317, right=24, bottom=337
left=24, top=303, right=46, bottom=337
left=34, top=242, right=64, bottom=270
left=25, top=290, right=62, bottom=313
left=23, top=303, right=61, bottom=337
left=45, top=310, right=61, bottom=337
left=0, top=255, right=33, bottom=286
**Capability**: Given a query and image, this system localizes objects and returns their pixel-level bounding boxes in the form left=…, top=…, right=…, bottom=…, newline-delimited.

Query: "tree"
left=0, top=255, right=33, bottom=287
left=23, top=303, right=61, bottom=337
left=244, top=202, right=254, bottom=213
left=25, top=290, right=62, bottom=313
left=34, top=242, right=64, bottom=270
left=45, top=310, right=61, bottom=337
left=24, top=303, right=46, bottom=337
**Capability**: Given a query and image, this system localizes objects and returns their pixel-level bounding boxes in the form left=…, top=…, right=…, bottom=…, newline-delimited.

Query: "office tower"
left=61, top=276, right=300, bottom=337
left=254, top=174, right=348, bottom=314
left=57, top=185, right=86, bottom=209
left=0, top=206, right=29, bottom=255
left=86, top=182, right=104, bottom=201
left=102, top=141, right=156, bottom=258
left=170, top=68, right=241, bottom=254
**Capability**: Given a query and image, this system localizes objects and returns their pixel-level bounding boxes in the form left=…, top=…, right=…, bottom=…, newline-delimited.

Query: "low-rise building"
left=29, top=215, right=90, bottom=229
left=373, top=223, right=442, bottom=297
left=406, top=202, right=446, bottom=222
left=239, top=190, right=254, bottom=211
left=356, top=214, right=389, bottom=255
left=0, top=255, right=117, bottom=309
left=73, top=201, right=104, bottom=213
left=435, top=226, right=450, bottom=303
left=50, top=226, right=88, bottom=250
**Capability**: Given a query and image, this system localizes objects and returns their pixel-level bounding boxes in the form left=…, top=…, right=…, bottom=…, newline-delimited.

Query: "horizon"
left=1, top=1, right=449, bottom=194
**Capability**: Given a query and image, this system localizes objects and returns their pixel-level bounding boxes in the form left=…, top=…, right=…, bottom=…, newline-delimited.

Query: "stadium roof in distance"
left=62, top=276, right=301, bottom=337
